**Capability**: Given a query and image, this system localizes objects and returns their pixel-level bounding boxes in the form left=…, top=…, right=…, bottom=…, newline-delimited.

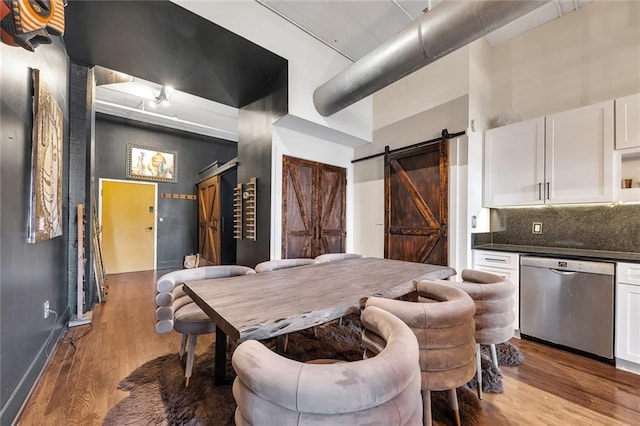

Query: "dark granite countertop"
left=473, top=244, right=640, bottom=263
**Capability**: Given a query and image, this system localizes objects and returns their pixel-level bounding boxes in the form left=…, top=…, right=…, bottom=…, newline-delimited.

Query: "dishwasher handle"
left=550, top=268, right=577, bottom=275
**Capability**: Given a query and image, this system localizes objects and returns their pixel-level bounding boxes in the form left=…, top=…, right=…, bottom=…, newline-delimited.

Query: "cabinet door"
left=484, top=117, right=545, bottom=207
left=545, top=100, right=614, bottom=204
left=616, top=93, right=640, bottom=150
left=616, top=283, right=640, bottom=364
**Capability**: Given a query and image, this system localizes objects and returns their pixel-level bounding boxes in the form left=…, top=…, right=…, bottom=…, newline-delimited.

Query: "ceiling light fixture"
left=148, top=85, right=174, bottom=108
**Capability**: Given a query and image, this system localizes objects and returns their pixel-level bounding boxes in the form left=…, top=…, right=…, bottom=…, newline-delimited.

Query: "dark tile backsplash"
left=474, top=205, right=640, bottom=253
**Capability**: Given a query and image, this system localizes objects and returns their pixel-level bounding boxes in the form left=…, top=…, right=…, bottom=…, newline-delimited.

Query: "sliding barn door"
left=198, top=175, right=221, bottom=265
left=385, top=142, right=448, bottom=265
left=282, top=156, right=346, bottom=259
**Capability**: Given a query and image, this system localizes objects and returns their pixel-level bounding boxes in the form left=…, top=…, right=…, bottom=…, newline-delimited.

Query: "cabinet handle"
left=546, top=182, right=550, bottom=200
left=485, top=257, right=506, bottom=263
left=538, top=182, right=542, bottom=200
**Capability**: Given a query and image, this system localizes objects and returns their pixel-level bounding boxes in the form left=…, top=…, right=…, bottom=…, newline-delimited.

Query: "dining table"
left=182, top=256, right=455, bottom=384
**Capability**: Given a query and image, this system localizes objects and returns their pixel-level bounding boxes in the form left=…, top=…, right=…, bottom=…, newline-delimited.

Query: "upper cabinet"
left=484, top=118, right=545, bottom=207
left=545, top=101, right=614, bottom=204
left=484, top=100, right=614, bottom=207
left=616, top=93, right=640, bottom=150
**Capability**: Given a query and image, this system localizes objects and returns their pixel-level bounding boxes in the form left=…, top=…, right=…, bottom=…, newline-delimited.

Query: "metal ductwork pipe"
left=313, top=0, right=549, bottom=116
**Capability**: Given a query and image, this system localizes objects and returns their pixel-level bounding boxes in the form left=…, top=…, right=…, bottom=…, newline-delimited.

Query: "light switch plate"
left=532, top=222, right=543, bottom=234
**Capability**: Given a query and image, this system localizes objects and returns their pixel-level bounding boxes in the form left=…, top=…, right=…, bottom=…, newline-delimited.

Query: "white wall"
left=373, top=46, right=470, bottom=131
left=271, top=122, right=355, bottom=259
left=172, top=0, right=372, bottom=142
left=489, top=0, right=640, bottom=124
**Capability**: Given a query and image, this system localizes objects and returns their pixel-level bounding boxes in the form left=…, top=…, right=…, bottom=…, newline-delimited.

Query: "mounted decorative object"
left=0, top=0, right=65, bottom=51
left=233, top=183, right=243, bottom=240
left=28, top=69, right=63, bottom=243
left=244, top=178, right=257, bottom=241
left=126, top=144, right=178, bottom=183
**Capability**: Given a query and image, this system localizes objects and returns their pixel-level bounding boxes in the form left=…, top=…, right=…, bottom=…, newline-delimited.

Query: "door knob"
left=145, top=226, right=153, bottom=231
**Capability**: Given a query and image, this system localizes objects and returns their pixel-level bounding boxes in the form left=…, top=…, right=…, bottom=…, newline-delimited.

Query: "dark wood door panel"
left=385, top=141, right=448, bottom=266
left=282, top=156, right=346, bottom=258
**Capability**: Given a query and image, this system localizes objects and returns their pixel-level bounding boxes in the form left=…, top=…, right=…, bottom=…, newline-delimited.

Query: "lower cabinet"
left=616, top=263, right=640, bottom=366
left=472, top=250, right=520, bottom=331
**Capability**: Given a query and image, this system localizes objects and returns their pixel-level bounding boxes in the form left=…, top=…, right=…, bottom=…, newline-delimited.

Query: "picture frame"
left=126, top=144, right=178, bottom=183
left=28, top=69, right=63, bottom=243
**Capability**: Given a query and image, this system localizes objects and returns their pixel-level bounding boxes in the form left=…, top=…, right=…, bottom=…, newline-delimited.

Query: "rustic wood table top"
left=183, top=257, right=455, bottom=342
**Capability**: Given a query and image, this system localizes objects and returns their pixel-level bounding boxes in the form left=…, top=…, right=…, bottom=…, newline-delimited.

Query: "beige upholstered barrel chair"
left=446, top=269, right=515, bottom=399
left=314, top=252, right=364, bottom=263
left=366, top=281, right=476, bottom=426
left=155, top=265, right=256, bottom=386
left=232, top=305, right=423, bottom=426
left=254, top=258, right=318, bottom=273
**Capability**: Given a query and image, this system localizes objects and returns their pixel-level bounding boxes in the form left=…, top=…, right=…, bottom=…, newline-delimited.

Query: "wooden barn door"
left=198, top=175, right=220, bottom=265
left=384, top=141, right=448, bottom=265
left=282, top=156, right=346, bottom=259
left=317, top=164, right=346, bottom=255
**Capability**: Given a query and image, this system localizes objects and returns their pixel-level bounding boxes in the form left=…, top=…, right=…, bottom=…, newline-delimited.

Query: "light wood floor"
left=17, top=270, right=640, bottom=425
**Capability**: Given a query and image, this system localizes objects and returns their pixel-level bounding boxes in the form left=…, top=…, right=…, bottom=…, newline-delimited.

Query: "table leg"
left=214, top=326, right=228, bottom=385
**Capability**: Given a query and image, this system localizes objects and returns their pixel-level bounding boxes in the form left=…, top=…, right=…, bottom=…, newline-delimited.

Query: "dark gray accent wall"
left=477, top=205, right=640, bottom=252
left=94, top=116, right=237, bottom=269
left=67, top=64, right=95, bottom=317
left=236, top=66, right=288, bottom=267
left=0, top=39, right=70, bottom=424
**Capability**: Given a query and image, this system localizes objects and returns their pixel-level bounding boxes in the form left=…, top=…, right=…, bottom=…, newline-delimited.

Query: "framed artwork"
left=126, top=144, right=178, bottom=183
left=28, top=69, right=63, bottom=243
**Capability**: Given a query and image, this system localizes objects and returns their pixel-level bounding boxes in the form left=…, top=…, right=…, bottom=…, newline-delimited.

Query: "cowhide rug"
left=104, top=315, right=522, bottom=425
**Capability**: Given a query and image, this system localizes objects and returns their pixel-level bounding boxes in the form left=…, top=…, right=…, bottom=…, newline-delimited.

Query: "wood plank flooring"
left=17, top=270, right=640, bottom=425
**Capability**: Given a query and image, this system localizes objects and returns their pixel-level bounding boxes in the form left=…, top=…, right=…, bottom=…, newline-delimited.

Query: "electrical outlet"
left=43, top=300, right=50, bottom=319
left=532, top=222, right=543, bottom=235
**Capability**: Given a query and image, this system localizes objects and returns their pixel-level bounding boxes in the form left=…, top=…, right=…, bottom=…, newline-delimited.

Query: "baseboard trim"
left=616, top=358, right=640, bottom=376
left=2, top=306, right=71, bottom=426
left=158, top=260, right=183, bottom=270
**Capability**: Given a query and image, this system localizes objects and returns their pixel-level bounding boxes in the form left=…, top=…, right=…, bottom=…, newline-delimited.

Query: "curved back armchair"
left=254, top=258, right=317, bottom=273
left=314, top=252, right=364, bottom=263
left=450, top=269, right=515, bottom=399
left=366, top=281, right=476, bottom=426
left=155, top=265, right=255, bottom=386
left=232, top=305, right=423, bottom=426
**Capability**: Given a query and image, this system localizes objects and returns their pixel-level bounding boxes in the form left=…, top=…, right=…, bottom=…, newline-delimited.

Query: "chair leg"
left=179, top=334, right=188, bottom=360
left=185, top=334, right=198, bottom=387
left=449, top=388, right=461, bottom=426
left=421, top=389, right=432, bottom=426
left=490, top=343, right=499, bottom=368
left=476, top=343, right=483, bottom=400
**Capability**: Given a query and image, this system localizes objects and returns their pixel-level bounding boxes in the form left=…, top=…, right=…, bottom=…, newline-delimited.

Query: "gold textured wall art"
left=29, top=69, right=63, bottom=243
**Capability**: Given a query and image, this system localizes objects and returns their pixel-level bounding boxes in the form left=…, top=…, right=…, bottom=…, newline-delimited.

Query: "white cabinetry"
left=545, top=101, right=614, bottom=204
left=616, top=93, right=640, bottom=150
left=484, top=118, right=545, bottom=207
left=616, top=262, right=640, bottom=371
left=614, top=93, right=640, bottom=202
left=484, top=101, right=614, bottom=207
left=472, top=250, right=520, bottom=331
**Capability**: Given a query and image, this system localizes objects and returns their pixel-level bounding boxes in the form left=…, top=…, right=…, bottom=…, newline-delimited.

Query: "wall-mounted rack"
left=244, top=177, right=257, bottom=241
left=233, top=183, right=243, bottom=240
left=160, top=193, right=196, bottom=200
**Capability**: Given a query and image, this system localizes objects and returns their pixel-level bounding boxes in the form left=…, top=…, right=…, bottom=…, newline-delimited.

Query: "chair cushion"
left=173, top=302, right=216, bottom=335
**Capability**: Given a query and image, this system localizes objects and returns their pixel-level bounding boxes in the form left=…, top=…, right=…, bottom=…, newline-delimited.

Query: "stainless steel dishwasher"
left=520, top=256, right=615, bottom=361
